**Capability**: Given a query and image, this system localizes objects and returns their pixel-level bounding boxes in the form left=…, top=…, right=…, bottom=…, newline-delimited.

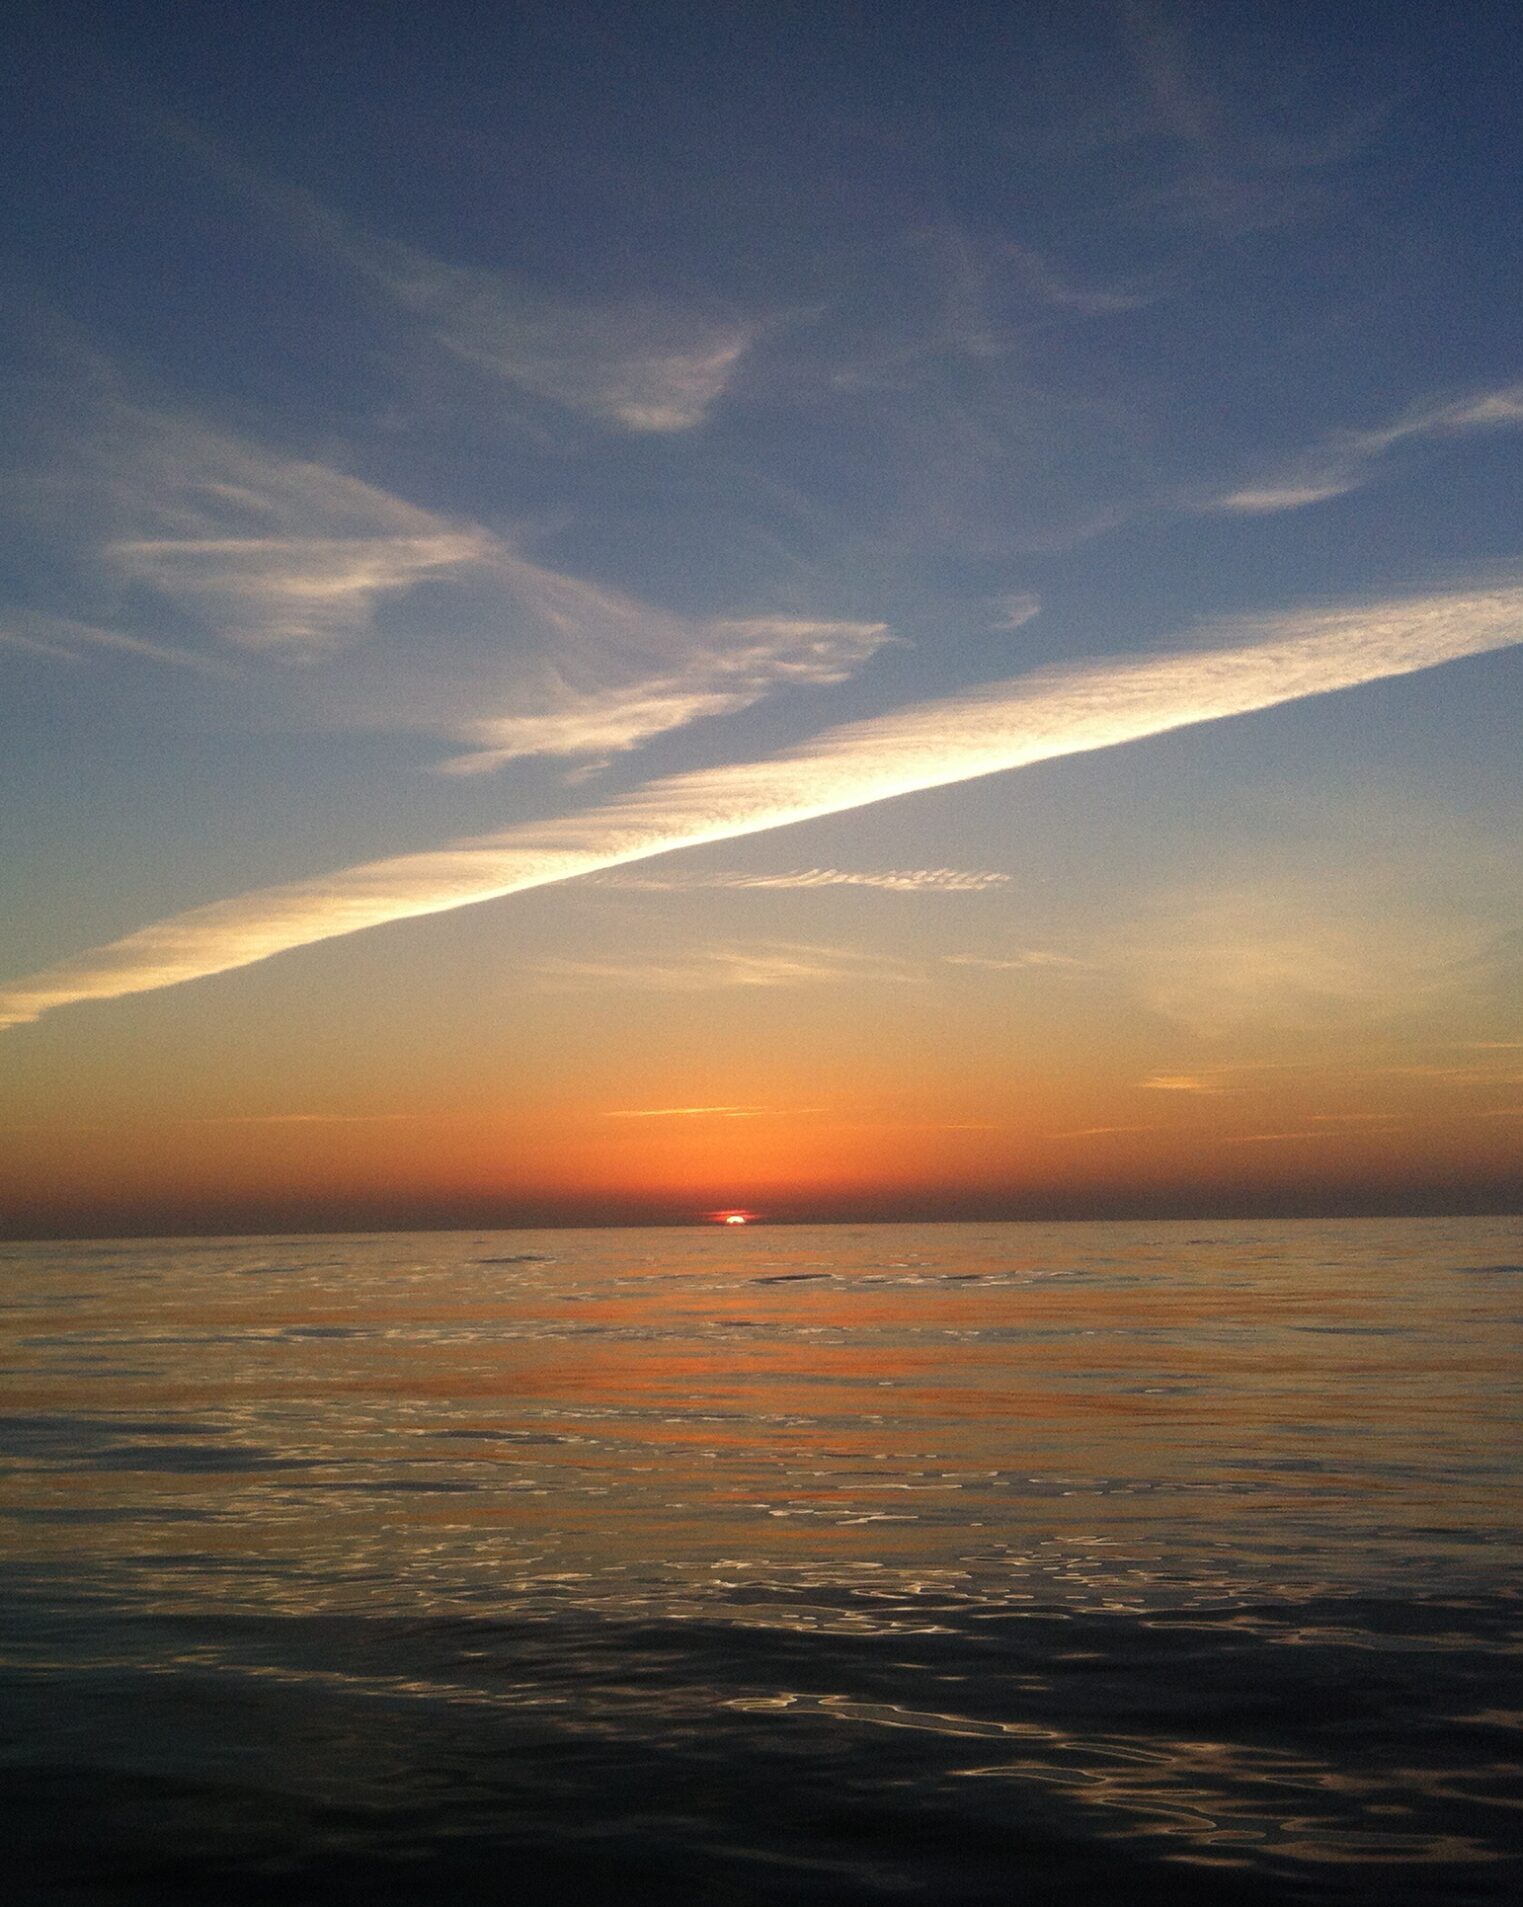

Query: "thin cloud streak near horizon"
left=2, top=580, right=1521, bottom=1029
left=604, top=1106, right=810, bottom=1120
left=586, top=867, right=1011, bottom=893
left=533, top=941, right=925, bottom=992
left=1050, top=1124, right=1162, bottom=1139
left=192, top=1112, right=416, bottom=1126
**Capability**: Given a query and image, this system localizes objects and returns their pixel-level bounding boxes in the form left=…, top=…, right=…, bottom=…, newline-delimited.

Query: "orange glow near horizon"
left=1, top=941, right=1520, bottom=1235
left=3, top=1047, right=1522, bottom=1235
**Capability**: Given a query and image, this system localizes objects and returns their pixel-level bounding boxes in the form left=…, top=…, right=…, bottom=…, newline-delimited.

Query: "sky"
left=1, top=0, right=1520, bottom=1236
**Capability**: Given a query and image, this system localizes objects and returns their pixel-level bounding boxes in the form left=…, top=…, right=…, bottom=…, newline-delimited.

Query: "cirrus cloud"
left=2, top=579, right=1520, bottom=1029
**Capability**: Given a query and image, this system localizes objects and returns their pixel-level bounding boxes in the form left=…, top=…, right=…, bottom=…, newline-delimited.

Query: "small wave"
left=85, top=1443, right=319, bottom=1474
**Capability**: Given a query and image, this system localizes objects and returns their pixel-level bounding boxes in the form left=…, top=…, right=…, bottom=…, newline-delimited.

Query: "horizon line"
left=4, top=1200, right=1519, bottom=1246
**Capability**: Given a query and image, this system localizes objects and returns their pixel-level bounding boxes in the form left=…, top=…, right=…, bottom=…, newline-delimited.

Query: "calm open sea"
left=1, top=1218, right=1520, bottom=1904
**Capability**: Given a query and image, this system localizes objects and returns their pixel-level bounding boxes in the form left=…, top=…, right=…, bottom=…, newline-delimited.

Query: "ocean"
left=1, top=1217, right=1519, bottom=1904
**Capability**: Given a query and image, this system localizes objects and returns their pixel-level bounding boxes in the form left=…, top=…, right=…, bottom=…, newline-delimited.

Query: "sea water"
left=1, top=1218, right=1520, bottom=1904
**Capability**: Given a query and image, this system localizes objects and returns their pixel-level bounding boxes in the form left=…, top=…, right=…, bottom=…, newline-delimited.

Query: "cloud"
left=1223, top=1131, right=1325, bottom=1144
left=1139, top=1075, right=1231, bottom=1093
left=2, top=579, right=1521, bottom=1028
left=986, top=592, right=1042, bottom=632
left=18, top=398, right=890, bottom=760
left=193, top=1112, right=415, bottom=1125
left=1115, top=875, right=1512, bottom=1036
left=944, top=950, right=1087, bottom=970
left=1049, top=1124, right=1161, bottom=1138
left=1204, top=381, right=1523, bottom=514
left=585, top=867, right=1010, bottom=893
left=178, top=132, right=756, bottom=433
left=1117, top=0, right=1391, bottom=235
left=82, top=404, right=489, bottom=656
left=1371, top=1064, right=1523, bottom=1087
left=907, top=1123, right=1002, bottom=1132
left=1000, top=246, right=1160, bottom=316
left=0, top=610, right=229, bottom=675
left=604, top=1105, right=814, bottom=1120
left=437, top=610, right=890, bottom=774
left=367, top=240, right=757, bottom=432
left=1206, top=477, right=1361, bottom=515
left=534, top=942, right=924, bottom=992
left=110, top=532, right=482, bottom=654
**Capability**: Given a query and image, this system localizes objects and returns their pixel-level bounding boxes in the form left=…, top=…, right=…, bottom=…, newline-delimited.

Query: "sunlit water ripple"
left=2, top=1218, right=1520, bottom=1903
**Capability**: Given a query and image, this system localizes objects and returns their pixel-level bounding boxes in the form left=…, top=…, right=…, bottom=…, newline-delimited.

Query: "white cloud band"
left=3, top=581, right=1519, bottom=1028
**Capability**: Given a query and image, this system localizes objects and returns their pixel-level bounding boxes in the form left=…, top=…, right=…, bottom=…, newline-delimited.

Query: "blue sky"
left=1, top=1, right=1520, bottom=1230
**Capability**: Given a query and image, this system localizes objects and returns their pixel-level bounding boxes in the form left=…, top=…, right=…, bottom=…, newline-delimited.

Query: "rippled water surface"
left=2, top=1218, right=1520, bottom=1903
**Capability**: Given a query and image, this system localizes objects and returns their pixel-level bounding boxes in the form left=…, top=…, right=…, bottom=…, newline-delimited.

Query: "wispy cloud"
left=193, top=1112, right=415, bottom=1126
left=1371, top=1064, right=1523, bottom=1086
left=110, top=534, right=480, bottom=654
left=0, top=1123, right=107, bottom=1134
left=364, top=239, right=757, bottom=432
left=1207, top=475, right=1360, bottom=515
left=535, top=942, right=924, bottom=992
left=1203, top=382, right=1523, bottom=515
left=176, top=130, right=757, bottom=433
left=437, top=610, right=890, bottom=774
left=1117, top=0, right=1390, bottom=235
left=1050, top=1124, right=1161, bottom=1138
left=818, top=1119, right=1003, bottom=1133
left=985, top=592, right=1043, bottom=632
left=908, top=1122, right=1003, bottom=1132
left=1139, top=1074, right=1232, bottom=1093
left=21, top=399, right=890, bottom=762
left=0, top=610, right=231, bottom=675
left=3, top=578, right=1521, bottom=1028
left=944, top=950, right=1087, bottom=971
left=1223, top=1130, right=1327, bottom=1144
left=1115, top=873, right=1515, bottom=1036
left=604, top=1105, right=818, bottom=1120
left=84, top=403, right=488, bottom=656
left=586, top=867, right=1010, bottom=893
left=1001, top=245, right=1161, bottom=316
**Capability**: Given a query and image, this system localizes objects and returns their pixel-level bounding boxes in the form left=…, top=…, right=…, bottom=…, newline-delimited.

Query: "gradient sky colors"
left=2, top=1, right=1520, bottom=1235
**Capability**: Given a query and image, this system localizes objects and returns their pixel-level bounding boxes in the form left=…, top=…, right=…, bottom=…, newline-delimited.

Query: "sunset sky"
left=2, top=0, right=1520, bottom=1235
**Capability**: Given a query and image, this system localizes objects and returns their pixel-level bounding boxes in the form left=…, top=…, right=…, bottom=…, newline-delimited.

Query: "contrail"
left=3, top=582, right=1520, bottom=1028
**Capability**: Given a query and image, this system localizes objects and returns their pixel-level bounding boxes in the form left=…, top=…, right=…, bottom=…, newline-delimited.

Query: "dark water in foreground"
left=1, top=1218, right=1520, bottom=1904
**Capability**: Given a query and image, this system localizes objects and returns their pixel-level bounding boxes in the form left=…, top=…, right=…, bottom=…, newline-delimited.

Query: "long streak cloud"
left=3, top=584, right=1520, bottom=1028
